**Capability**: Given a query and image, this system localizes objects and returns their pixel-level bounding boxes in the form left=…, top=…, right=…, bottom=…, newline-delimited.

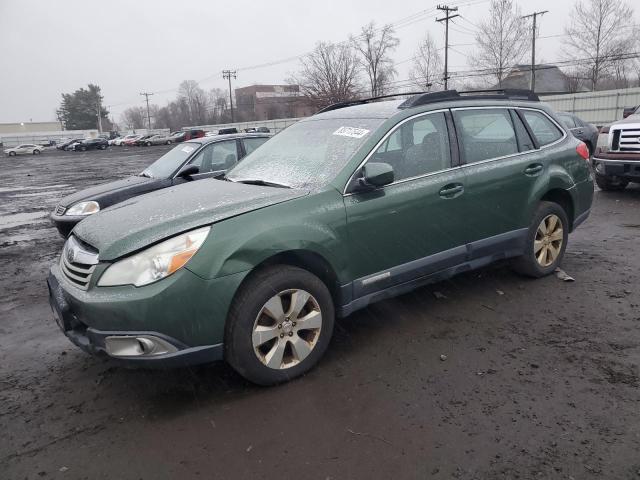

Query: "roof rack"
left=315, top=88, right=539, bottom=115
left=315, top=92, right=426, bottom=114
left=398, top=89, right=539, bottom=108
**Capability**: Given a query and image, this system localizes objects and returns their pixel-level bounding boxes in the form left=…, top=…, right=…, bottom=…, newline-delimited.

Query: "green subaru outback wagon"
left=48, top=89, right=594, bottom=385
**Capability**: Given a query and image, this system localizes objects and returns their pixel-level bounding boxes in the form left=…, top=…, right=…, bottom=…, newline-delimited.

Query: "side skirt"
left=337, top=228, right=528, bottom=317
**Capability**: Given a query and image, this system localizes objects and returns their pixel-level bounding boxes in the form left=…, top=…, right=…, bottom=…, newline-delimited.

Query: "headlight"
left=66, top=201, right=100, bottom=216
left=97, top=226, right=211, bottom=287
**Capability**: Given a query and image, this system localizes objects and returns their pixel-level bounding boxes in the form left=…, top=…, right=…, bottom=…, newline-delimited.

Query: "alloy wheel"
left=534, top=214, right=563, bottom=267
left=252, top=289, right=322, bottom=370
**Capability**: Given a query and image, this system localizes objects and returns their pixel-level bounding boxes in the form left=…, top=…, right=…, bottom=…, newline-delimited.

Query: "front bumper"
left=47, top=263, right=246, bottom=367
left=592, top=156, right=640, bottom=181
left=50, top=213, right=83, bottom=237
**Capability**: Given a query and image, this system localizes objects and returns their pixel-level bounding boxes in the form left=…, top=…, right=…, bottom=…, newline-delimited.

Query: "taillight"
left=576, top=142, right=590, bottom=161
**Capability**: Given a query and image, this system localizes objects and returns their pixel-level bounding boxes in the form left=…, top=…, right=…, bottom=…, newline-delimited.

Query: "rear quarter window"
left=522, top=110, right=564, bottom=146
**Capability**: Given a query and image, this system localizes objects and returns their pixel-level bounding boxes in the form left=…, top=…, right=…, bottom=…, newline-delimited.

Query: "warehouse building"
left=235, top=85, right=316, bottom=122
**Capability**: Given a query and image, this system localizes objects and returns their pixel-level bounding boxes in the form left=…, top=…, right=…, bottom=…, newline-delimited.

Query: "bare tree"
left=351, top=22, right=400, bottom=96
left=178, top=80, right=210, bottom=125
left=473, top=0, right=528, bottom=87
left=121, top=106, right=146, bottom=130
left=410, top=33, right=443, bottom=91
left=294, top=41, right=361, bottom=107
left=564, top=0, right=636, bottom=90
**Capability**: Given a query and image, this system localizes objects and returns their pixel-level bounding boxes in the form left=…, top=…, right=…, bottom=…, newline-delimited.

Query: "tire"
left=9, top=151, right=16, bottom=156
left=33, top=149, right=41, bottom=155
left=512, top=201, right=569, bottom=278
left=100, top=145, right=107, bottom=150
left=166, top=140, right=172, bottom=145
left=80, top=146, right=87, bottom=152
left=225, top=265, right=335, bottom=386
left=595, top=173, right=628, bottom=191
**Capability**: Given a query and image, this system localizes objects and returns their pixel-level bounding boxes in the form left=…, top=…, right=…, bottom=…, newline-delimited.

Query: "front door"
left=175, top=139, right=241, bottom=184
left=344, top=111, right=469, bottom=298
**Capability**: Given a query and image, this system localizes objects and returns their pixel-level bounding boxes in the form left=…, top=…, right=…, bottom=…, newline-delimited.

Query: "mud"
left=1, top=147, right=639, bottom=479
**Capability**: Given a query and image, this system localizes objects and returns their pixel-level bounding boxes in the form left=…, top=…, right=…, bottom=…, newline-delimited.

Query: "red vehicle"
left=123, top=135, right=144, bottom=146
left=169, top=129, right=206, bottom=143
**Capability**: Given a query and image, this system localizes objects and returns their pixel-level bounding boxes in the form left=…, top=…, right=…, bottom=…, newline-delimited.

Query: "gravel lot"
left=1, top=147, right=639, bottom=479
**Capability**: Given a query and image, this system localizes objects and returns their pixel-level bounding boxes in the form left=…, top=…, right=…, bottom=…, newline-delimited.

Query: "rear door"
left=453, top=107, right=542, bottom=252
left=344, top=111, right=470, bottom=298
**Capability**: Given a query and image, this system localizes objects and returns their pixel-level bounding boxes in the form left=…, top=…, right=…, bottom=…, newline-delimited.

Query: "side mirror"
left=177, top=164, right=200, bottom=178
left=357, top=162, right=394, bottom=190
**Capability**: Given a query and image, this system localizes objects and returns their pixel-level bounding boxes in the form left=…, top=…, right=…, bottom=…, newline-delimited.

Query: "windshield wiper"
left=231, top=179, right=292, bottom=189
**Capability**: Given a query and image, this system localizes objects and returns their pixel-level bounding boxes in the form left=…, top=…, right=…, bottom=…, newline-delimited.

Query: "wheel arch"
left=243, top=249, right=343, bottom=305
left=540, top=188, right=575, bottom=230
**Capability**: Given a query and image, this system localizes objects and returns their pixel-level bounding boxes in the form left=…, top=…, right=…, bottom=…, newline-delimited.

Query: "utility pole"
left=436, top=5, right=459, bottom=90
left=222, top=70, right=237, bottom=123
left=522, top=10, right=548, bottom=92
left=139, top=92, right=154, bottom=129
left=96, top=103, right=102, bottom=133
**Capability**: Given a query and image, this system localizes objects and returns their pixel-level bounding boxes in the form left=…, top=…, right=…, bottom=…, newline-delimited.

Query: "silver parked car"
left=4, top=144, right=43, bottom=156
left=143, top=134, right=174, bottom=146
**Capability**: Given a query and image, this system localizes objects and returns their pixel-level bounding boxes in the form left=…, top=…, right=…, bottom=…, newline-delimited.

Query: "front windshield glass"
left=141, top=142, right=201, bottom=178
left=226, top=118, right=384, bottom=189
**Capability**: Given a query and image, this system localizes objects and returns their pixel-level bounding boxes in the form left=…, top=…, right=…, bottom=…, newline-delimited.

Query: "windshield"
left=226, top=118, right=383, bottom=189
left=141, top=142, right=201, bottom=178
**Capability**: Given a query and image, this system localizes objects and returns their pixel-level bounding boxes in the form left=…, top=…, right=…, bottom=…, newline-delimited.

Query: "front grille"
left=55, top=205, right=66, bottom=216
left=613, top=127, right=640, bottom=152
left=60, top=236, right=99, bottom=290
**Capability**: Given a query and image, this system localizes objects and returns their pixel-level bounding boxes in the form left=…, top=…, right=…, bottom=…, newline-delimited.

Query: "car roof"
left=184, top=132, right=273, bottom=145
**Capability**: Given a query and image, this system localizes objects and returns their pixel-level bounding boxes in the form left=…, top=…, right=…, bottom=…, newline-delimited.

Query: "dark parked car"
left=73, top=138, right=109, bottom=151
left=557, top=112, right=599, bottom=156
left=218, top=127, right=239, bottom=135
left=48, top=89, right=594, bottom=385
left=50, top=133, right=271, bottom=236
left=57, top=138, right=84, bottom=151
left=133, top=134, right=156, bottom=146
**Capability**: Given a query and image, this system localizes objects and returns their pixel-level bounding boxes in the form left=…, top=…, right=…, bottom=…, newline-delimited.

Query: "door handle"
left=524, top=164, right=543, bottom=176
left=439, top=183, right=464, bottom=198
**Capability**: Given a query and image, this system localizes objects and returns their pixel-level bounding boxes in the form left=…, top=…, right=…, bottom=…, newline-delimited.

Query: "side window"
left=209, top=140, right=238, bottom=171
left=243, top=137, right=268, bottom=156
left=522, top=110, right=564, bottom=146
left=558, top=114, right=576, bottom=129
left=372, top=112, right=451, bottom=181
left=510, top=110, right=535, bottom=151
left=453, top=109, right=518, bottom=163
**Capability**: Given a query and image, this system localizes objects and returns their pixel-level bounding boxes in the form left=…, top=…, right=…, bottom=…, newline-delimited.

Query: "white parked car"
left=4, top=144, right=43, bottom=156
left=113, top=134, right=139, bottom=146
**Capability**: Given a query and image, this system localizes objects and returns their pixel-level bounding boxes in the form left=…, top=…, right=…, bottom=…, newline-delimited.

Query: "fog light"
left=595, top=162, right=605, bottom=174
left=105, top=335, right=178, bottom=357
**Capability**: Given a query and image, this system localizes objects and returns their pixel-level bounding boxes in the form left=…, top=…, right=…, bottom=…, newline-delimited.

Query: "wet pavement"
left=1, top=147, right=639, bottom=479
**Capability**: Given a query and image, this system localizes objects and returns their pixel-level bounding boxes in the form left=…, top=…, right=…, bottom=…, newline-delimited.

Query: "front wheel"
left=225, top=265, right=335, bottom=386
left=166, top=140, right=172, bottom=145
left=512, top=201, right=569, bottom=278
left=80, top=146, right=87, bottom=151
left=595, top=173, right=628, bottom=191
left=8, top=151, right=16, bottom=156
left=145, top=142, right=151, bottom=146
left=33, top=149, right=41, bottom=155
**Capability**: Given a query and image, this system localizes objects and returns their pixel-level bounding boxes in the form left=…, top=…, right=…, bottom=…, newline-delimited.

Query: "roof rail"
left=399, top=89, right=539, bottom=108
left=315, top=92, right=426, bottom=114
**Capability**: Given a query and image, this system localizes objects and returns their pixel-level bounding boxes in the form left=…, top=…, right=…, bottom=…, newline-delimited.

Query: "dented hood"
left=73, top=178, right=307, bottom=260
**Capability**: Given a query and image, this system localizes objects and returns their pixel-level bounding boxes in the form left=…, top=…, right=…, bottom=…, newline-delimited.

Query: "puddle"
left=0, top=211, right=48, bottom=230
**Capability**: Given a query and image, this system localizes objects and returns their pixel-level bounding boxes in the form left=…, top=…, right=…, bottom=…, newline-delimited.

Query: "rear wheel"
left=33, top=149, right=41, bottom=155
left=80, top=146, right=87, bottom=151
left=145, top=141, right=151, bottom=146
left=595, top=173, right=628, bottom=191
left=9, top=151, right=16, bottom=156
left=512, top=201, right=569, bottom=278
left=166, top=140, right=172, bottom=145
left=225, top=265, right=334, bottom=385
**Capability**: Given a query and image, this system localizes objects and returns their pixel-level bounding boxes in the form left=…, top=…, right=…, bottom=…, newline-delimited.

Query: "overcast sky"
left=0, top=0, right=635, bottom=124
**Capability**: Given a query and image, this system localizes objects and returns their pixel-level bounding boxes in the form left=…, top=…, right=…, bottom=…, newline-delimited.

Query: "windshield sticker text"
left=333, top=127, right=370, bottom=139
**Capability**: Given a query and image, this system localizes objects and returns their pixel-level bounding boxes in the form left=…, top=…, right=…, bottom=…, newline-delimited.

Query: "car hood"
left=73, top=179, right=308, bottom=261
left=60, top=176, right=155, bottom=207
